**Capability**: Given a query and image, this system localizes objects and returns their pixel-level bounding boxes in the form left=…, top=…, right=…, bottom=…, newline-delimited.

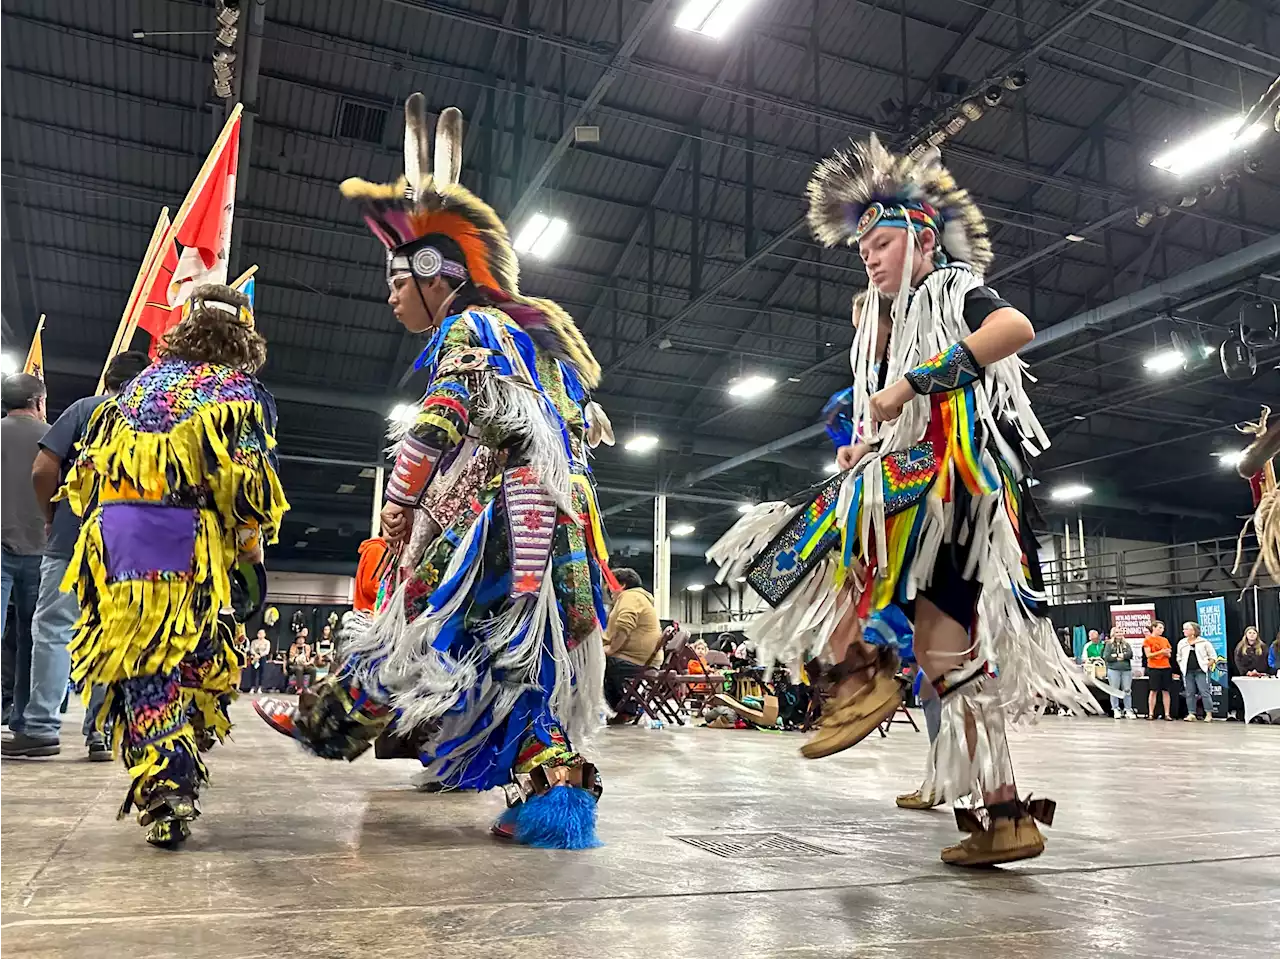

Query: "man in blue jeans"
left=3, top=352, right=149, bottom=759
left=1, top=373, right=48, bottom=728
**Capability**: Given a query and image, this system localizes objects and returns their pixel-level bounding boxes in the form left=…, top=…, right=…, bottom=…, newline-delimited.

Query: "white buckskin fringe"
left=706, top=501, right=799, bottom=585
left=922, top=664, right=1015, bottom=804
left=476, top=374, right=574, bottom=514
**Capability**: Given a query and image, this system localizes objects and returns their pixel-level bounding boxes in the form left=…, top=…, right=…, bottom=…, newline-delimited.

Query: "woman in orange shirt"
left=1143, top=620, right=1175, bottom=721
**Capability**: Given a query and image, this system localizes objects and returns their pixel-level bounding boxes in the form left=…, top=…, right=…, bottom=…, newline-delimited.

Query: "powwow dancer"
left=64, top=284, right=287, bottom=846
left=256, top=95, right=617, bottom=849
left=708, top=134, right=1099, bottom=866
left=1234, top=405, right=1278, bottom=584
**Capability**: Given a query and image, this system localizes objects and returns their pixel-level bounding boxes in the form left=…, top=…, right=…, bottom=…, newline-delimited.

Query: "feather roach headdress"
left=341, top=93, right=601, bottom=387
left=806, top=133, right=992, bottom=275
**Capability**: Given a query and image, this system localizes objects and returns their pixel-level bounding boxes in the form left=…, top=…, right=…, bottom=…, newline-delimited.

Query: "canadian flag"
left=167, top=113, right=241, bottom=313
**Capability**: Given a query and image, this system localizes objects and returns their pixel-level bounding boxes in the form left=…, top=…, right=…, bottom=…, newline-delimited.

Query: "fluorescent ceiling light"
left=675, top=0, right=755, bottom=38
left=824, top=460, right=841, bottom=475
left=294, top=540, right=309, bottom=548
left=304, top=526, right=321, bottom=534
left=1216, top=450, right=1245, bottom=468
left=737, top=502, right=755, bottom=513
left=1064, top=233, right=1085, bottom=242
left=623, top=433, right=660, bottom=454
left=0, top=353, right=18, bottom=376
left=358, top=467, right=376, bottom=479
left=734, top=576, right=747, bottom=583
left=1142, top=348, right=1186, bottom=374
left=1050, top=483, right=1092, bottom=502
left=669, top=522, right=696, bottom=537
left=513, top=213, right=570, bottom=258
left=1201, top=343, right=1217, bottom=357
left=686, top=583, right=706, bottom=592
left=1151, top=115, right=1267, bottom=176
left=727, top=374, right=776, bottom=399
left=336, top=483, right=356, bottom=494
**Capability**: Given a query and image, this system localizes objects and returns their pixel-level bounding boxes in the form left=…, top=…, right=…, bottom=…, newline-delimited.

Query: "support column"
left=653, top=494, right=670, bottom=620
left=371, top=465, right=385, bottom=537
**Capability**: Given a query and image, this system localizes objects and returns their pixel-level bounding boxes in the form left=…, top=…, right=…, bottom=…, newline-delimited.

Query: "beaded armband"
left=385, top=433, right=443, bottom=507
left=904, top=340, right=982, bottom=396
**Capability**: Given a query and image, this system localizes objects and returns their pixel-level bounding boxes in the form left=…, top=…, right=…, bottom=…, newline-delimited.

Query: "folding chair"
left=614, top=625, right=689, bottom=725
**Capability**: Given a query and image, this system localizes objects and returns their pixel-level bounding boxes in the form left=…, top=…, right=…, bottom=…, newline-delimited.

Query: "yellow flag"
left=23, top=314, right=45, bottom=381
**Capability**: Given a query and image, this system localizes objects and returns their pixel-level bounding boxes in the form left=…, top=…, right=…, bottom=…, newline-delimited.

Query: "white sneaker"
left=1204, top=715, right=1213, bottom=722
left=1113, top=712, right=1123, bottom=720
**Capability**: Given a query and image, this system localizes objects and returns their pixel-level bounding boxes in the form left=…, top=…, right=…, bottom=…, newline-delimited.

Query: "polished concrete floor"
left=3, top=703, right=1279, bottom=958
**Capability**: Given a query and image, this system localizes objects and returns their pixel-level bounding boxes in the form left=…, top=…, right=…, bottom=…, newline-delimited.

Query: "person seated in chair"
left=287, top=634, right=315, bottom=692
left=602, top=568, right=664, bottom=725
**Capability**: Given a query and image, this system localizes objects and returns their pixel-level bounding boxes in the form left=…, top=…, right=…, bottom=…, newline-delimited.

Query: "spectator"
left=1143, top=620, right=1175, bottom=721
left=1270, top=629, right=1280, bottom=676
left=1104, top=626, right=1135, bottom=719
left=4, top=353, right=148, bottom=760
left=1083, top=629, right=1105, bottom=663
left=246, top=628, right=272, bottom=692
left=287, top=633, right=315, bottom=691
left=602, top=568, right=664, bottom=725
left=1177, top=622, right=1218, bottom=722
left=1234, top=626, right=1269, bottom=677
left=1, top=373, right=47, bottom=728
left=315, top=624, right=336, bottom=663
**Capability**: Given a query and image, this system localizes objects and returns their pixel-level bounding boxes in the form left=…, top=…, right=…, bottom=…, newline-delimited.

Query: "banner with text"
left=1110, top=602, right=1156, bottom=679
left=1194, top=596, right=1229, bottom=713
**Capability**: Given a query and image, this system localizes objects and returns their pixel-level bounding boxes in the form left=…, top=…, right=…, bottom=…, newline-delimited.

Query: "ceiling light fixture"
left=1151, top=115, right=1267, bottom=176
left=623, top=433, right=660, bottom=454
left=727, top=373, right=776, bottom=399
left=0, top=353, right=19, bottom=376
left=1142, top=348, right=1186, bottom=374
left=1064, top=233, right=1085, bottom=242
left=513, top=213, right=569, bottom=258
left=669, top=523, right=696, bottom=537
left=1215, top=450, right=1245, bottom=468
left=686, top=583, right=706, bottom=592
left=674, top=0, right=755, bottom=39
left=737, top=503, right=755, bottom=513
left=1050, top=483, right=1092, bottom=502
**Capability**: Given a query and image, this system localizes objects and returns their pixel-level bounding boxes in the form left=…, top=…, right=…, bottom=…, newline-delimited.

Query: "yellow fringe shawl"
left=63, top=397, right=289, bottom=686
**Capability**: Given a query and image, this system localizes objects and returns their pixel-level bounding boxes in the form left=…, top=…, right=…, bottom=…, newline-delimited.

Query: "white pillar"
left=653, top=493, right=670, bottom=620
left=371, top=465, right=385, bottom=537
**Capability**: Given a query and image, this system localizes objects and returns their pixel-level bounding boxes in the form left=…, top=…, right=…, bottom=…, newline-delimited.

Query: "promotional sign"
left=1109, top=602, right=1156, bottom=679
left=1195, top=596, right=1229, bottom=713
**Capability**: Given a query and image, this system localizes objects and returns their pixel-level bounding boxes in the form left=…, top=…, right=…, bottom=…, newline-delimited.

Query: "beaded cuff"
left=386, top=433, right=443, bottom=507
left=905, top=341, right=982, bottom=396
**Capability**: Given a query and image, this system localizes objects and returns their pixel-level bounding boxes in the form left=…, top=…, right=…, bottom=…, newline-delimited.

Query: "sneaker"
left=1203, top=715, right=1213, bottom=722
left=253, top=697, right=302, bottom=740
left=1183, top=715, right=1197, bottom=722
left=1113, top=713, right=1123, bottom=720
left=1, top=732, right=61, bottom=758
left=1126, top=709, right=1138, bottom=719
left=87, top=740, right=112, bottom=762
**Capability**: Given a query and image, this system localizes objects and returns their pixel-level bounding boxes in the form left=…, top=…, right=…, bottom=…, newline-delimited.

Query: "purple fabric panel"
left=101, top=504, right=197, bottom=578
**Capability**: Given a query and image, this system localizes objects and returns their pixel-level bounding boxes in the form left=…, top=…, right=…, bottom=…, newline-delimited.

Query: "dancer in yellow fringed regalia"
left=63, top=284, right=288, bottom=846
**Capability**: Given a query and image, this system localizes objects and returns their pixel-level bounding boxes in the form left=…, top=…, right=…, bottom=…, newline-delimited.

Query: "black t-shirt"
left=1185, top=647, right=1202, bottom=674
left=875, top=285, right=1012, bottom=390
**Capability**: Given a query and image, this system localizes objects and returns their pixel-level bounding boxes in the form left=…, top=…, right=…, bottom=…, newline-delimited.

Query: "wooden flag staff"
left=96, top=208, right=169, bottom=394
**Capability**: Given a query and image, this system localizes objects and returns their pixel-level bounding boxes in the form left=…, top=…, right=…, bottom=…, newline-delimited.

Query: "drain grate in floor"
left=673, top=832, right=838, bottom=859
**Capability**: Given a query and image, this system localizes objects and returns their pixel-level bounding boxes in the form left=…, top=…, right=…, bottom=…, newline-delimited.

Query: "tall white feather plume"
left=433, top=106, right=464, bottom=188
left=403, top=92, right=430, bottom=198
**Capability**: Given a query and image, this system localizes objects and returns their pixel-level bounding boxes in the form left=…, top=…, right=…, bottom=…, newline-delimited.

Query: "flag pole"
left=230, top=264, right=258, bottom=289
left=26, top=314, right=45, bottom=364
left=96, top=209, right=170, bottom=393
left=171, top=102, right=243, bottom=232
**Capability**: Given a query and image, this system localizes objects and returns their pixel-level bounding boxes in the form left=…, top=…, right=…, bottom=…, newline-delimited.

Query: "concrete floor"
left=3, top=704, right=1279, bottom=959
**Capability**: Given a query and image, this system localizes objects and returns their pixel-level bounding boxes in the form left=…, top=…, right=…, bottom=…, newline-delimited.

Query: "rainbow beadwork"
left=117, top=360, right=260, bottom=434
left=883, top=444, right=938, bottom=515
left=905, top=341, right=981, bottom=396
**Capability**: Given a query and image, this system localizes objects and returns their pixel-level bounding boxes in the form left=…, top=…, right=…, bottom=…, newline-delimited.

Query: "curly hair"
left=159, top=284, right=267, bottom=373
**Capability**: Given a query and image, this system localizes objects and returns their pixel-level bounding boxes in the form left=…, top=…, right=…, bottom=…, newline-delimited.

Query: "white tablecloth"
left=1232, top=676, right=1280, bottom=724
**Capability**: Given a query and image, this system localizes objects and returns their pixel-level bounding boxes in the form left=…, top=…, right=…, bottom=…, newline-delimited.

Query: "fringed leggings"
left=106, top=618, right=242, bottom=821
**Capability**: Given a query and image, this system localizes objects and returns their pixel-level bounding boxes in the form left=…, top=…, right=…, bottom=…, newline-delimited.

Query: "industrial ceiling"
left=2, top=0, right=1277, bottom=574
